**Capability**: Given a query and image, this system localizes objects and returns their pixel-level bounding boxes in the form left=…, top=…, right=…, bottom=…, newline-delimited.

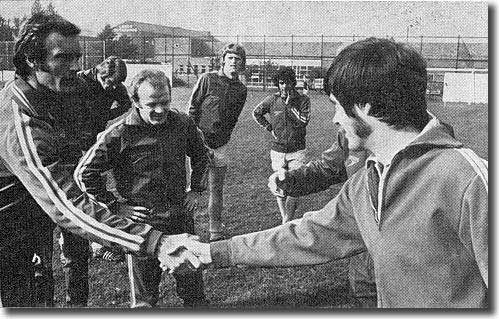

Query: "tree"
left=31, top=0, right=43, bottom=15
left=0, top=16, right=14, bottom=41
left=112, top=35, right=138, bottom=60
left=97, top=24, right=116, bottom=41
left=46, top=2, right=57, bottom=15
left=12, top=16, right=28, bottom=38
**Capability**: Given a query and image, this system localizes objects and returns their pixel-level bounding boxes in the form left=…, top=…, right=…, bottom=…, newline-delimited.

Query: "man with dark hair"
left=188, top=43, right=247, bottom=241
left=253, top=66, right=311, bottom=224
left=0, top=12, right=201, bottom=307
left=75, top=69, right=209, bottom=308
left=182, top=38, right=488, bottom=308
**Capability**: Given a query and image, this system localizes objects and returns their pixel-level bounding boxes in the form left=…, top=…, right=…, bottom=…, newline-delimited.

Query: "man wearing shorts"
left=188, top=43, right=247, bottom=241
left=253, top=66, right=311, bottom=224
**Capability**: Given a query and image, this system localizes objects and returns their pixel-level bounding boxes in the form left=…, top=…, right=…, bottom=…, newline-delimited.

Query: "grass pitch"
left=50, top=88, right=488, bottom=308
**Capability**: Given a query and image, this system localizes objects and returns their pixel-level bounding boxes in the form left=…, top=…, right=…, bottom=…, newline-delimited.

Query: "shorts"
left=209, top=144, right=229, bottom=168
left=270, top=149, right=306, bottom=172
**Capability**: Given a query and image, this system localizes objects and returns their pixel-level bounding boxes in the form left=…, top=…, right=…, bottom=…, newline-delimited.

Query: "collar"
left=274, top=89, right=300, bottom=104
left=124, top=107, right=174, bottom=128
left=365, top=114, right=460, bottom=169
left=217, top=68, right=240, bottom=82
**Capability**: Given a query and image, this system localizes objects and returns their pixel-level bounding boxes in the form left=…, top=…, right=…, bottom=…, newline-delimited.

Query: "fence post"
left=291, top=34, right=294, bottom=67
left=263, top=35, right=266, bottom=92
left=171, top=31, right=175, bottom=79
left=455, top=35, right=460, bottom=69
left=420, top=35, right=423, bottom=54
left=320, top=35, right=324, bottom=79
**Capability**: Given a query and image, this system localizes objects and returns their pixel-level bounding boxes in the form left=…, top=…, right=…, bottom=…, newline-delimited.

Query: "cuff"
left=210, top=239, right=232, bottom=268
left=146, top=229, right=164, bottom=257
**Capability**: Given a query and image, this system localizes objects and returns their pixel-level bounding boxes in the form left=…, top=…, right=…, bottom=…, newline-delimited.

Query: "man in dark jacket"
left=188, top=43, right=247, bottom=241
left=55, top=56, right=132, bottom=307
left=75, top=69, right=210, bottom=307
left=253, top=67, right=311, bottom=224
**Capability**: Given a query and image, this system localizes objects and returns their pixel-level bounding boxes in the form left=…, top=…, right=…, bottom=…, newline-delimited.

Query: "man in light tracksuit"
left=184, top=38, right=488, bottom=308
left=0, top=13, right=200, bottom=307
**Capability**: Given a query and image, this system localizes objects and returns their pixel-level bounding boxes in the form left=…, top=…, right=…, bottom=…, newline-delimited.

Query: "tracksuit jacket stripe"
left=456, top=148, right=488, bottom=193
left=74, top=119, right=124, bottom=193
left=10, top=85, right=142, bottom=251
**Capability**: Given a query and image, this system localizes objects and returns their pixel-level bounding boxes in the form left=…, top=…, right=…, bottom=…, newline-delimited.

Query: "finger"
left=182, top=250, right=201, bottom=269
left=131, top=211, right=149, bottom=219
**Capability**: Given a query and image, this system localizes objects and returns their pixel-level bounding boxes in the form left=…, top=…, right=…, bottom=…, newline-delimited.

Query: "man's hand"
left=268, top=168, right=287, bottom=198
left=184, top=190, right=201, bottom=213
left=157, top=234, right=202, bottom=274
left=116, top=202, right=150, bottom=223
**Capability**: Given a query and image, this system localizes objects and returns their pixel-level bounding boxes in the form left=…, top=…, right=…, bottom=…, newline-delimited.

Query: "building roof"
left=114, top=21, right=211, bottom=38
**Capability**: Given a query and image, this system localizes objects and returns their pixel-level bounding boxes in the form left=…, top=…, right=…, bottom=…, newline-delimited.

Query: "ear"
left=353, top=103, right=373, bottom=122
left=25, top=56, right=37, bottom=69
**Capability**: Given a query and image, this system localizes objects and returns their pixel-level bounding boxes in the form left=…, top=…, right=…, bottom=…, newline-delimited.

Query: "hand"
left=184, top=190, right=201, bottom=213
left=116, top=202, right=150, bottom=223
left=267, top=168, right=287, bottom=198
left=159, top=248, right=202, bottom=275
left=157, top=234, right=202, bottom=274
left=181, top=237, right=212, bottom=264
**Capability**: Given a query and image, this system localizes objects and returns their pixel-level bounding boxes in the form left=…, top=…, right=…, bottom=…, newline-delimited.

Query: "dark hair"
left=13, top=13, right=81, bottom=76
left=96, top=56, right=127, bottom=83
left=325, top=37, right=429, bottom=131
left=273, top=66, right=297, bottom=87
left=128, top=69, right=171, bottom=103
left=220, top=43, right=246, bottom=70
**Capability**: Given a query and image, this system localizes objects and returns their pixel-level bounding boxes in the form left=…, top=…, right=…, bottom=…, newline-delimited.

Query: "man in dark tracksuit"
left=253, top=67, right=311, bottom=224
left=188, top=43, right=247, bottom=241
left=75, top=69, right=209, bottom=307
left=57, top=56, right=132, bottom=307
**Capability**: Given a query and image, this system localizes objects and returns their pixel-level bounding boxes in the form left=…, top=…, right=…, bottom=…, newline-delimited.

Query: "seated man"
left=75, top=69, right=210, bottom=308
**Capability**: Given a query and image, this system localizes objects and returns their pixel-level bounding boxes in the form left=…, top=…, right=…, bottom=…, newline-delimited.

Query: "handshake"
left=156, top=233, right=212, bottom=274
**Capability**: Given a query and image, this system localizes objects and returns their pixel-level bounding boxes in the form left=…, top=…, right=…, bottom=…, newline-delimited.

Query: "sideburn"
left=352, top=114, right=373, bottom=139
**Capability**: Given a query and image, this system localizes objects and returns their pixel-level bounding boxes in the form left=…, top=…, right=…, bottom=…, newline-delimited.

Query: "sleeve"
left=253, top=96, right=273, bottom=131
left=188, top=74, right=208, bottom=125
left=74, top=126, right=120, bottom=206
left=185, top=118, right=210, bottom=192
left=279, top=146, right=348, bottom=197
left=1, top=96, right=163, bottom=256
left=459, top=171, right=488, bottom=287
left=210, top=183, right=366, bottom=268
left=108, top=85, right=132, bottom=120
left=287, top=95, right=311, bottom=127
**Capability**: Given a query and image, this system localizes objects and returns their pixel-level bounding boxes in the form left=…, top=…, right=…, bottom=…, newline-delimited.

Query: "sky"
left=0, top=0, right=489, bottom=39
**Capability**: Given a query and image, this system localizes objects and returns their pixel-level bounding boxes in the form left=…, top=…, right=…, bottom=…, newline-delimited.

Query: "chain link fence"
left=1, top=34, right=488, bottom=94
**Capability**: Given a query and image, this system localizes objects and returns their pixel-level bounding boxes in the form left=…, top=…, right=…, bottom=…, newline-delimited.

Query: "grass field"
left=50, top=88, right=488, bottom=309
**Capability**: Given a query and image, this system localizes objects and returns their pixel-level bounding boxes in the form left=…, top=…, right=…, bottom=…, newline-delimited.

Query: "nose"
left=152, top=105, right=166, bottom=113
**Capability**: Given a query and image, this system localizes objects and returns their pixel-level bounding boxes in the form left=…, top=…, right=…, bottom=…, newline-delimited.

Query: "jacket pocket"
left=199, top=95, right=221, bottom=134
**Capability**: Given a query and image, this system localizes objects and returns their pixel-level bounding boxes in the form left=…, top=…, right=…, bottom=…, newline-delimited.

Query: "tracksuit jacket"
left=74, top=107, right=209, bottom=220
left=0, top=77, right=163, bottom=256
left=211, top=119, right=488, bottom=308
left=188, top=70, right=247, bottom=149
left=253, top=90, right=311, bottom=153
